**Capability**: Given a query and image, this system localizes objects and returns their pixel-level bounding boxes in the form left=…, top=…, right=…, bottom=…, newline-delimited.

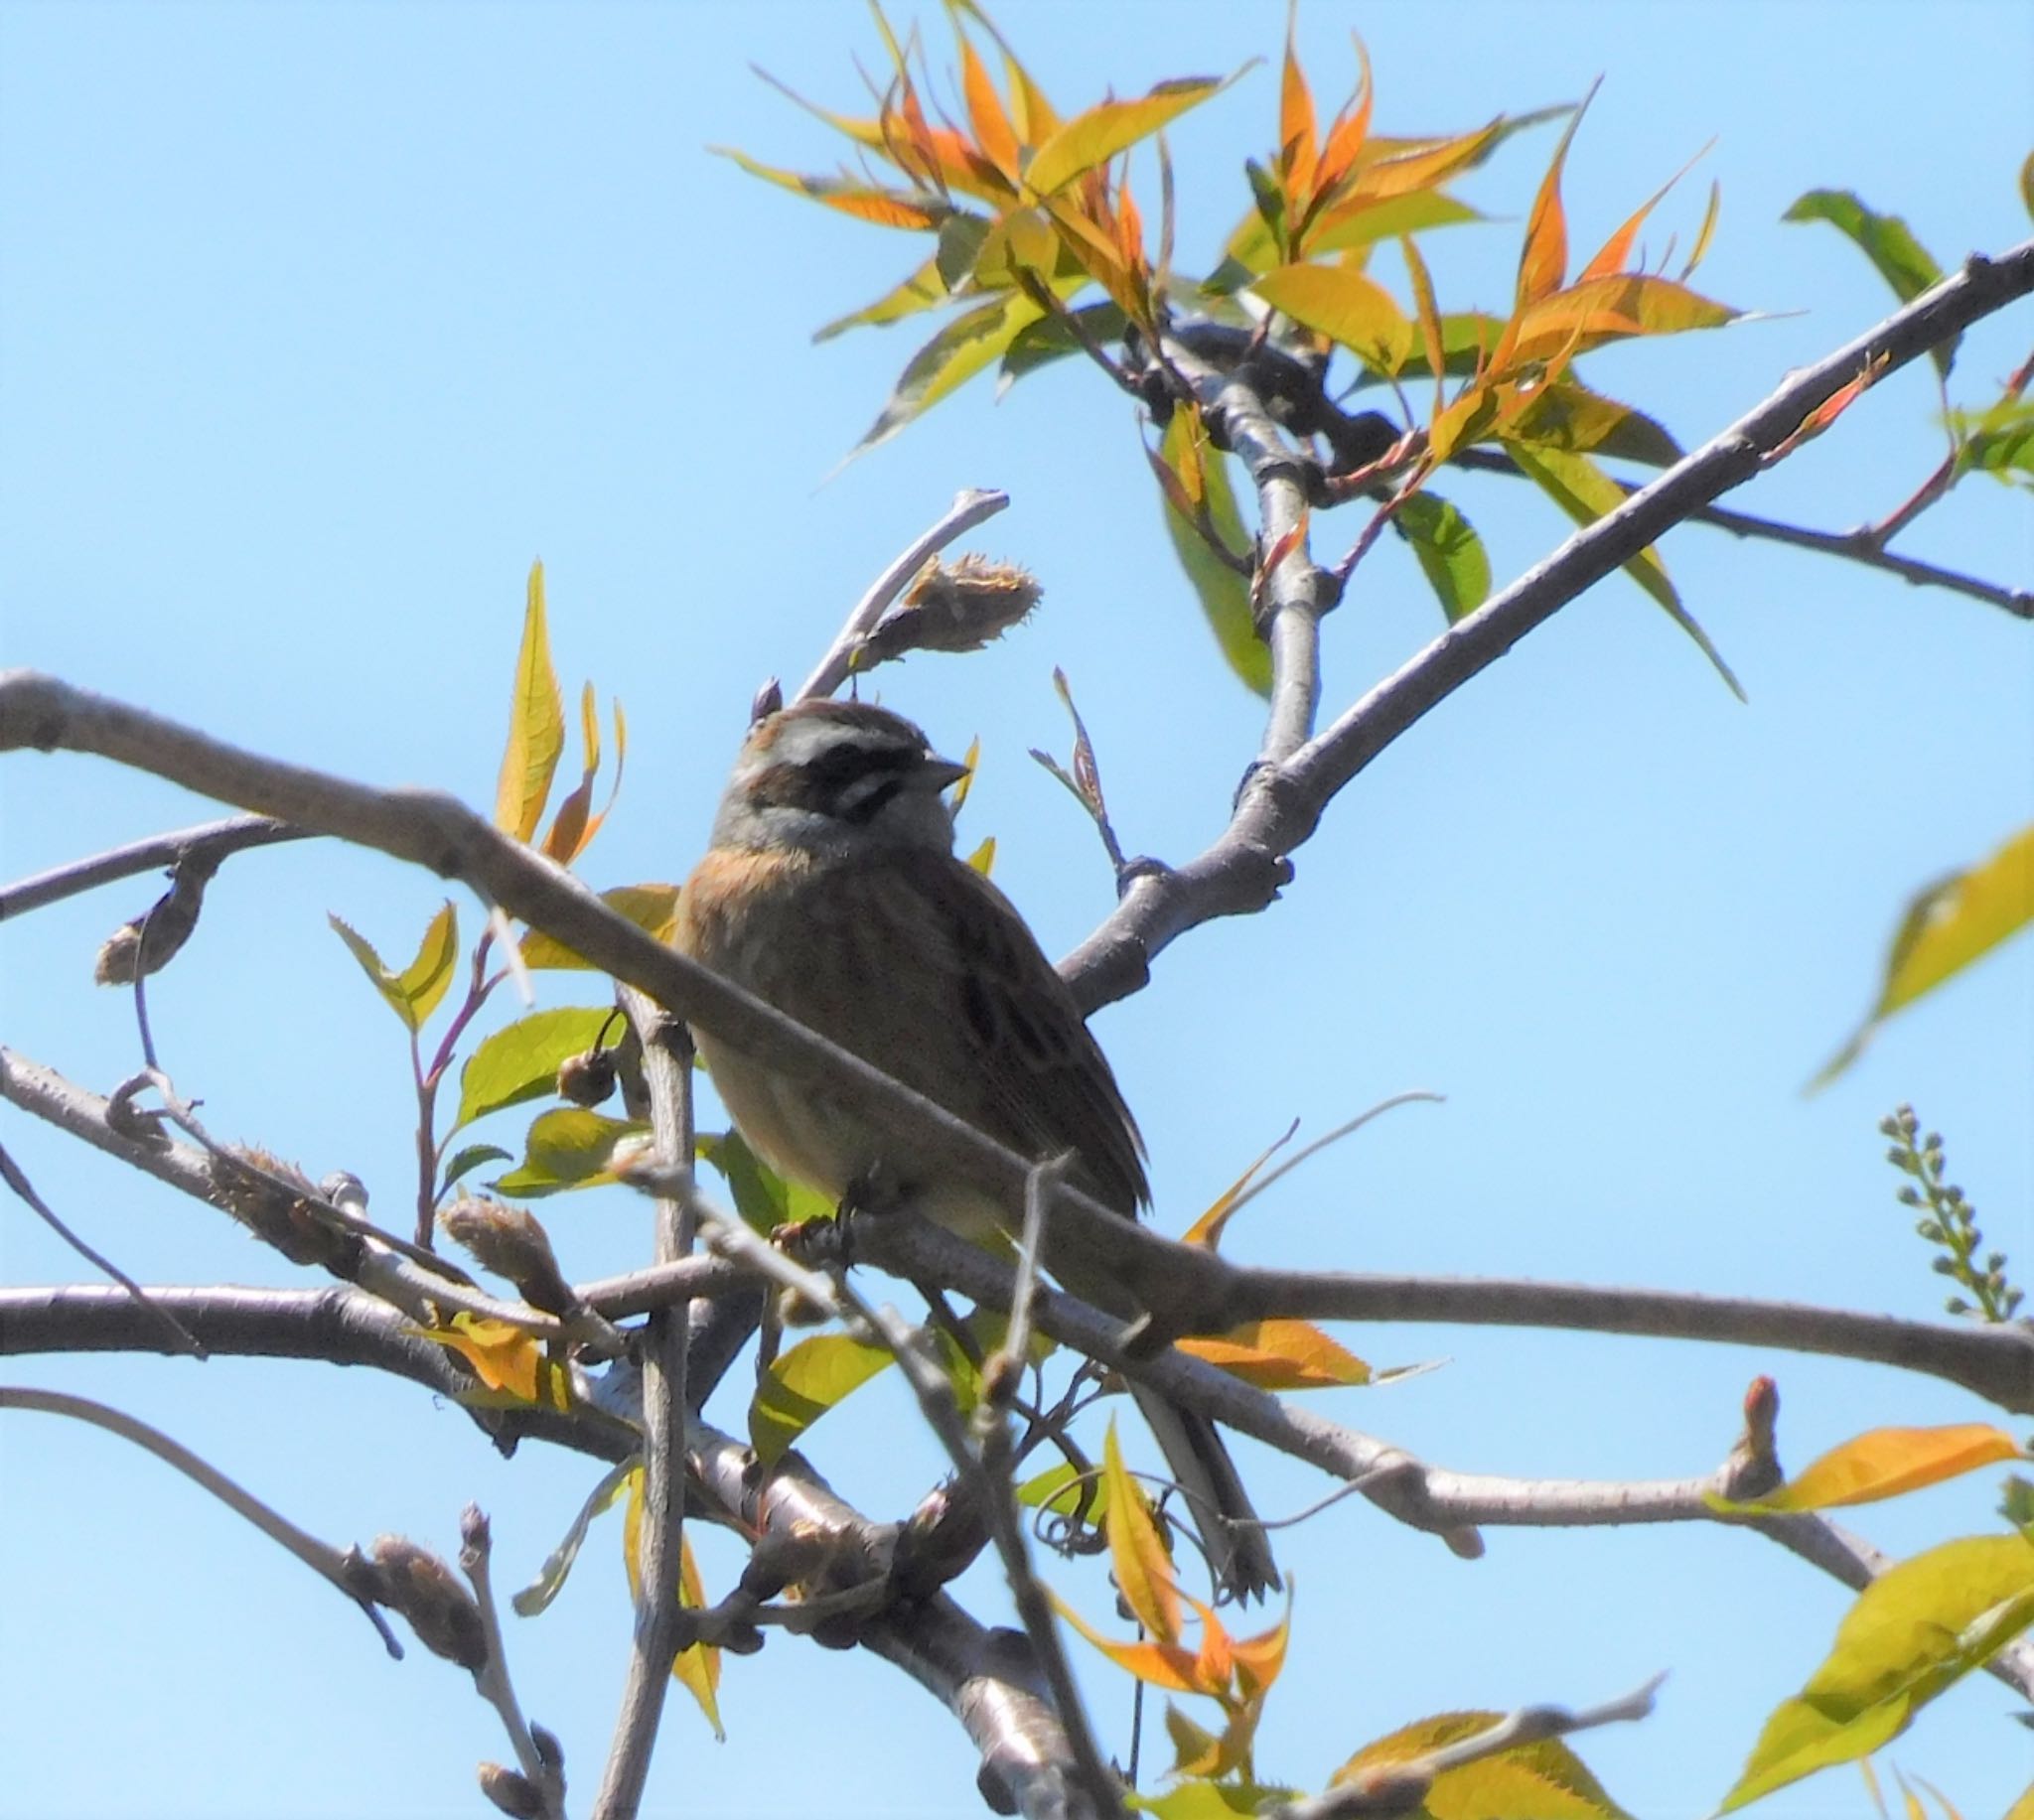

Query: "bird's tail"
left=1129, top=1383, right=1280, bottom=1602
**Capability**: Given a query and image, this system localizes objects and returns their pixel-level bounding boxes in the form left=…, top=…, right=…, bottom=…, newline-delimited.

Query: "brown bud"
left=477, top=1763, right=546, bottom=1819
left=368, top=1535, right=488, bottom=1672
left=858, top=554, right=1042, bottom=664
left=93, top=854, right=218, bottom=984
left=439, top=1197, right=575, bottom=1314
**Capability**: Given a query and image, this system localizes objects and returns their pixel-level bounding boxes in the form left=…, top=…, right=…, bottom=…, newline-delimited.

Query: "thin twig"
left=0, top=814, right=308, bottom=921
left=591, top=991, right=696, bottom=1820
left=462, top=1506, right=565, bottom=1817
left=0, top=1384, right=403, bottom=1657
left=795, top=488, right=1011, bottom=703
left=0, top=1138, right=204, bottom=1355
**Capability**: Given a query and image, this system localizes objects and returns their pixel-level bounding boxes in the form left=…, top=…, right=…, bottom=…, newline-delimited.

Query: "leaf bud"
left=478, top=1763, right=546, bottom=1819
left=1945, top=1296, right=1971, bottom=1317
left=367, top=1535, right=488, bottom=1672
left=439, top=1197, right=575, bottom=1314
left=858, top=554, right=1042, bottom=664
left=1897, top=1186, right=1924, bottom=1207
left=1930, top=1256, right=1957, bottom=1275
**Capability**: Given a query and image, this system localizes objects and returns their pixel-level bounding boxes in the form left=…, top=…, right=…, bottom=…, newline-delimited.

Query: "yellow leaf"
left=1103, top=1416, right=1183, bottom=1646
left=1025, top=70, right=1243, bottom=198
left=519, top=883, right=680, bottom=971
left=1178, top=1320, right=1373, bottom=1391
left=965, top=835, right=996, bottom=876
left=1706, top=1424, right=2025, bottom=1516
left=411, top=1314, right=544, bottom=1403
left=1720, top=1534, right=2034, bottom=1809
left=1251, top=262, right=1412, bottom=375
left=1337, top=1708, right=1637, bottom=1818
left=671, top=1531, right=725, bottom=1740
left=1813, top=823, right=2034, bottom=1088
left=494, top=562, right=566, bottom=843
left=1505, top=273, right=1738, bottom=366
left=711, top=147, right=951, bottom=229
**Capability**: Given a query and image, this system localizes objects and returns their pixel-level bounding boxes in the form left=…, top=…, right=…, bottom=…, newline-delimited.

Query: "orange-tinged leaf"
left=1506, top=272, right=1739, bottom=365
left=495, top=562, right=566, bottom=843
left=1427, top=380, right=1502, bottom=468
left=1178, top=1320, right=1373, bottom=1390
left=1104, top=1417, right=1183, bottom=1645
left=1578, top=143, right=1712, bottom=285
left=947, top=0, right=1058, bottom=145
left=1811, top=823, right=2034, bottom=1088
left=1026, top=70, right=1244, bottom=198
left=1278, top=13, right=1318, bottom=212
left=1517, top=85, right=1598, bottom=310
left=1720, top=1534, right=2034, bottom=1809
left=542, top=682, right=601, bottom=864
left=412, top=1314, right=545, bottom=1404
left=955, top=24, right=1019, bottom=177
left=1706, top=1425, right=2025, bottom=1516
left=1312, top=35, right=1375, bottom=209
left=1226, top=1593, right=1293, bottom=1701
left=712, top=146, right=951, bottom=229
left=1251, top=261, right=1411, bottom=375
left=1400, top=233, right=1447, bottom=417
left=1050, top=1591, right=1211, bottom=1693
left=1181, top=1121, right=1299, bottom=1250
left=1350, top=116, right=1516, bottom=205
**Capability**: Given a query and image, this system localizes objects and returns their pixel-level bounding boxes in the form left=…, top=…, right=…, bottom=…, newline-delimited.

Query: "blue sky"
left=2, top=4, right=2030, bottom=1817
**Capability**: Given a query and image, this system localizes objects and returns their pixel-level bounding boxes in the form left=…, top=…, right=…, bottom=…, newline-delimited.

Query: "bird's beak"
left=916, top=754, right=971, bottom=794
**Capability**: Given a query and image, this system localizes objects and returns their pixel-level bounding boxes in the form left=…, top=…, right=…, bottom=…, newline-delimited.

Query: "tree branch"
left=0, top=813, right=308, bottom=921
left=1063, top=238, right=2034, bottom=1010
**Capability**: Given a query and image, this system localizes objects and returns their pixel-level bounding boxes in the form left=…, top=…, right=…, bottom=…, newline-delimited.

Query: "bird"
left=674, top=697, right=1278, bottom=1600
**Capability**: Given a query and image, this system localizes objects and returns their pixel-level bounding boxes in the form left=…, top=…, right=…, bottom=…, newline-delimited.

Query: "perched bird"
left=675, top=698, right=1277, bottom=1600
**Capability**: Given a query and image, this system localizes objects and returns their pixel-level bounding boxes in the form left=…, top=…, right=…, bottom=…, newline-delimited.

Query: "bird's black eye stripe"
left=798, top=741, right=920, bottom=821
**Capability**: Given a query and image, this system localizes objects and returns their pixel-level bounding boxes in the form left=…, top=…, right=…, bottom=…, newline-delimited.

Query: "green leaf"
left=1396, top=491, right=1491, bottom=623
left=1250, top=261, right=1413, bottom=375
left=493, top=1108, right=647, bottom=1196
left=328, top=902, right=460, bottom=1033
left=1810, top=823, right=2034, bottom=1089
left=1950, top=398, right=2034, bottom=485
left=1018, top=1461, right=1110, bottom=1523
left=852, top=289, right=1050, bottom=455
left=454, top=1006, right=617, bottom=1131
left=998, top=300, right=1129, bottom=387
left=813, top=214, right=993, bottom=342
left=1157, top=409, right=1269, bottom=696
left=439, top=1143, right=512, bottom=1198
left=1024, top=70, right=1245, bottom=198
left=1785, top=189, right=1955, bottom=378
left=1719, top=1533, right=2034, bottom=1809
left=519, top=883, right=680, bottom=970
left=1505, top=441, right=1744, bottom=700
left=1506, top=382, right=1683, bottom=465
left=512, top=1456, right=638, bottom=1616
left=696, top=1130, right=834, bottom=1231
left=749, top=1330, right=896, bottom=1465
left=495, top=562, right=566, bottom=844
